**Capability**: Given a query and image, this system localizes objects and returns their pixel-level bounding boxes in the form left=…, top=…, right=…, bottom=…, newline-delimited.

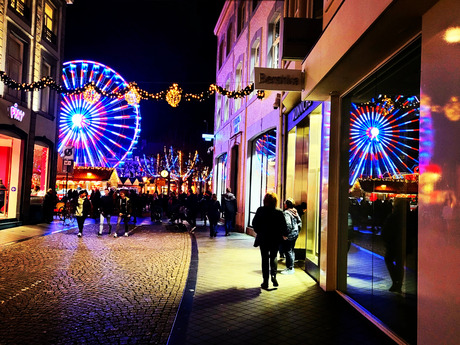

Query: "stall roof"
left=57, top=167, right=116, bottom=181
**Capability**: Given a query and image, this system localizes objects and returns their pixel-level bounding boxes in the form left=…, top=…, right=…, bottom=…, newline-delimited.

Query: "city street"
left=0, top=222, right=190, bottom=344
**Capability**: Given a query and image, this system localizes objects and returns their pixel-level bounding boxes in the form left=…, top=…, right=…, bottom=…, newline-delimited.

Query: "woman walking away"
left=252, top=192, right=287, bottom=289
left=76, top=190, right=91, bottom=237
left=281, top=198, right=302, bottom=275
left=207, top=194, right=221, bottom=237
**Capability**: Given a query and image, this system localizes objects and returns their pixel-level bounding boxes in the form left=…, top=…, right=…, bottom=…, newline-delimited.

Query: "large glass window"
left=344, top=40, right=420, bottom=344
left=8, top=0, right=31, bottom=20
left=234, top=63, right=243, bottom=111
left=216, top=153, right=227, bottom=204
left=0, top=133, right=23, bottom=219
left=6, top=33, right=25, bottom=100
left=268, top=16, right=280, bottom=68
left=31, top=143, right=49, bottom=197
left=248, top=129, right=276, bottom=226
left=237, top=1, right=246, bottom=37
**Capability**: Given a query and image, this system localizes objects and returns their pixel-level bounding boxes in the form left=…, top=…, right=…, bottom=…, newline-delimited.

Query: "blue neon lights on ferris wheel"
left=58, top=60, right=141, bottom=168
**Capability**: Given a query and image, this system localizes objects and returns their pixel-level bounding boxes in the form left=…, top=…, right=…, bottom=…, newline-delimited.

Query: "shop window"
left=344, top=40, right=420, bottom=344
left=0, top=133, right=23, bottom=219
left=43, top=1, right=58, bottom=45
left=31, top=143, right=49, bottom=197
left=248, top=129, right=276, bottom=226
left=216, top=153, right=227, bottom=204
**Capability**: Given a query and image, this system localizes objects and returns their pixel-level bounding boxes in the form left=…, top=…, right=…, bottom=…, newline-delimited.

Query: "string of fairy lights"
left=0, top=70, right=266, bottom=107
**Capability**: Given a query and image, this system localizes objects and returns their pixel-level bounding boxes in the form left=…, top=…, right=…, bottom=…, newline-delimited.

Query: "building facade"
left=0, top=0, right=68, bottom=226
left=213, top=0, right=459, bottom=344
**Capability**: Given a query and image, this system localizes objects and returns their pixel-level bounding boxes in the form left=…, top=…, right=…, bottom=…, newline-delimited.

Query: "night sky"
left=64, top=0, right=225, bottom=164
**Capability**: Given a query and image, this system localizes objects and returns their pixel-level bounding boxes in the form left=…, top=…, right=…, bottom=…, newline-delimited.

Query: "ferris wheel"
left=58, top=60, right=141, bottom=167
left=349, top=95, right=420, bottom=185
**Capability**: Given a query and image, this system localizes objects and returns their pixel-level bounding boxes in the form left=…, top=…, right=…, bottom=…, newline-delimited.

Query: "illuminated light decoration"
left=349, top=95, right=420, bottom=186
left=166, top=83, right=182, bottom=107
left=444, top=27, right=460, bottom=43
left=83, top=83, right=101, bottom=104
left=125, top=84, right=142, bottom=105
left=444, top=96, right=460, bottom=121
left=59, top=60, right=141, bottom=168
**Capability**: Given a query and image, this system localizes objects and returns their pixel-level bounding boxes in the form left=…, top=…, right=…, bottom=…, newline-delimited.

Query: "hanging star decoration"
left=0, top=71, right=265, bottom=107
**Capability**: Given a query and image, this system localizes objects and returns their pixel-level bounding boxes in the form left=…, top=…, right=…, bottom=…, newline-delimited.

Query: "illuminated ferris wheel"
left=58, top=60, right=141, bottom=167
left=349, top=95, right=420, bottom=185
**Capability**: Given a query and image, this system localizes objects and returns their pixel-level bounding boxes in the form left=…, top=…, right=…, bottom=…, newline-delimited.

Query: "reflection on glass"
left=248, top=130, right=276, bottom=225
left=347, top=95, right=419, bottom=344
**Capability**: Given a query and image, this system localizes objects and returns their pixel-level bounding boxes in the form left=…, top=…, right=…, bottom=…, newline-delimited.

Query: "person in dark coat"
left=43, top=188, right=57, bottom=223
left=222, top=188, right=237, bottom=235
left=252, top=192, right=288, bottom=289
left=207, top=193, right=221, bottom=237
left=115, top=190, right=132, bottom=237
left=281, top=198, right=302, bottom=275
left=90, top=188, right=101, bottom=218
left=186, top=189, right=198, bottom=231
left=382, top=198, right=408, bottom=293
left=98, top=188, right=114, bottom=236
left=75, top=190, right=91, bottom=237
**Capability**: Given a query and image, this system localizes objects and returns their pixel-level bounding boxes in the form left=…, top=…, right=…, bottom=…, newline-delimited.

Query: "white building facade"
left=214, top=0, right=460, bottom=344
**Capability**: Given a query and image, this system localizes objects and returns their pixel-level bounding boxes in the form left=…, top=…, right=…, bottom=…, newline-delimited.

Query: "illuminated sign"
left=9, top=103, right=25, bottom=122
left=255, top=67, right=303, bottom=91
left=160, top=170, right=169, bottom=178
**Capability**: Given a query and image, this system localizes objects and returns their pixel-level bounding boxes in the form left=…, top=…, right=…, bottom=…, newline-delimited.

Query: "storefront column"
left=22, top=110, right=37, bottom=223
left=319, top=92, right=343, bottom=291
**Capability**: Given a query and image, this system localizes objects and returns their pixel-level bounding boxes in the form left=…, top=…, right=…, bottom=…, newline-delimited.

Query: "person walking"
left=98, top=188, right=114, bottom=236
left=207, top=194, right=221, bottom=237
left=75, top=190, right=91, bottom=237
left=281, top=198, right=302, bottom=275
left=186, top=189, right=198, bottom=232
left=114, top=190, right=132, bottom=237
left=43, top=188, right=57, bottom=223
left=252, top=192, right=287, bottom=289
left=222, top=188, right=237, bottom=235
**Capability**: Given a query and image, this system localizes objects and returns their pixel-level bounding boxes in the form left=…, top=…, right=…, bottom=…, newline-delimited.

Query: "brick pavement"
left=0, top=223, right=190, bottom=345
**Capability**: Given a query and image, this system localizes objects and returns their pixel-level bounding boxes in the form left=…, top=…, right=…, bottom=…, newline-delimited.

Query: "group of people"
left=57, top=188, right=134, bottom=238
left=252, top=192, right=304, bottom=290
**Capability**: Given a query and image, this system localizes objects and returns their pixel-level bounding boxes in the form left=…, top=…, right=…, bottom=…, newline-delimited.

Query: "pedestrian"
left=0, top=179, right=6, bottom=213
left=90, top=187, right=101, bottom=218
left=222, top=188, right=237, bottom=235
left=199, top=191, right=211, bottom=226
left=382, top=198, right=408, bottom=293
left=98, top=188, right=114, bottom=236
left=114, top=190, right=132, bottom=237
left=186, top=189, right=198, bottom=232
left=280, top=198, right=302, bottom=275
left=75, top=190, right=91, bottom=237
left=43, top=188, right=57, bottom=223
left=207, top=193, right=221, bottom=237
left=252, top=192, right=287, bottom=289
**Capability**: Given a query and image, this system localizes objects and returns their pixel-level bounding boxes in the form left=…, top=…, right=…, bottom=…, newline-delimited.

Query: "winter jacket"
left=284, top=208, right=302, bottom=240
left=252, top=206, right=287, bottom=246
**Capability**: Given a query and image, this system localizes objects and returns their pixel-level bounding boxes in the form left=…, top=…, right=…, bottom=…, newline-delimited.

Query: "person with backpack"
left=281, top=198, right=302, bottom=275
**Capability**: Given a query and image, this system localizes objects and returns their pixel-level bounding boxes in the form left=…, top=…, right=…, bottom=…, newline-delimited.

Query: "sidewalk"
left=169, top=223, right=397, bottom=345
left=0, top=219, right=397, bottom=344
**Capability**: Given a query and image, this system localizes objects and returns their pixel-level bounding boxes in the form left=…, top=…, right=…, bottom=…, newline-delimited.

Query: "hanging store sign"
left=8, top=103, right=25, bottom=122
left=254, top=67, right=303, bottom=92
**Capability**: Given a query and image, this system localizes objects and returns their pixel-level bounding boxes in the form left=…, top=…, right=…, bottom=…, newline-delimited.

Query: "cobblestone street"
left=0, top=222, right=191, bottom=345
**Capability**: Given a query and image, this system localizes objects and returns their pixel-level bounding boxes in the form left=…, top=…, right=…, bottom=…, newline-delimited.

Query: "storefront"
left=336, top=39, right=421, bottom=344
left=215, top=153, right=227, bottom=203
left=285, top=101, right=324, bottom=279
